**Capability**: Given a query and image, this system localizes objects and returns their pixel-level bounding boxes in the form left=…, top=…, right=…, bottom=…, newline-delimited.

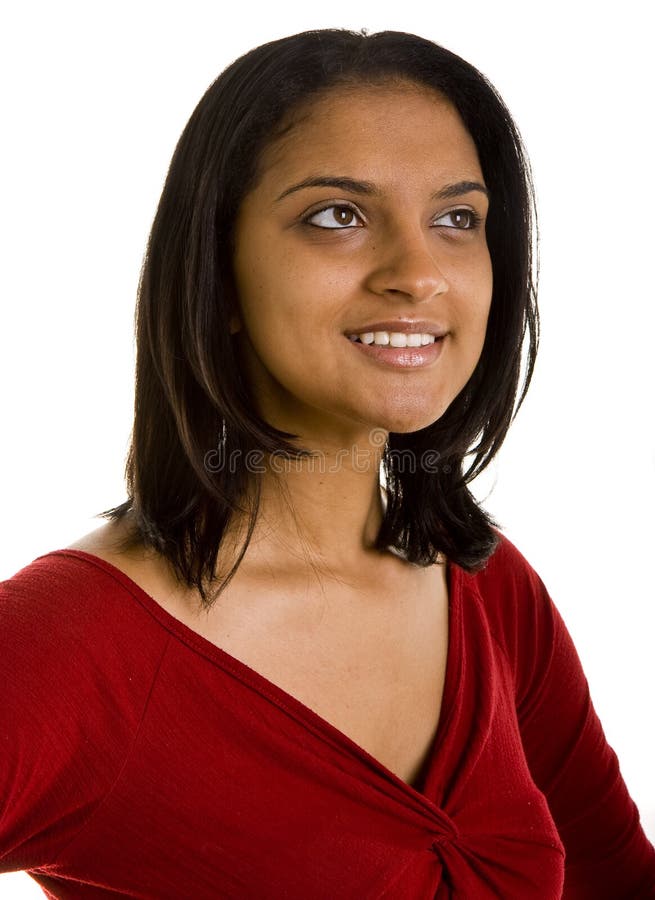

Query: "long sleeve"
left=2, top=544, right=654, bottom=898
left=0, top=554, right=169, bottom=874
left=487, top=538, right=655, bottom=898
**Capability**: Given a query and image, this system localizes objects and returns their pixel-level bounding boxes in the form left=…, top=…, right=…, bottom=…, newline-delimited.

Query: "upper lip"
left=345, top=320, right=449, bottom=337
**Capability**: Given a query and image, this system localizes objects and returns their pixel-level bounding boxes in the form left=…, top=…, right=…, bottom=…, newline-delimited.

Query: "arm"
left=506, top=549, right=655, bottom=897
left=0, top=553, right=168, bottom=873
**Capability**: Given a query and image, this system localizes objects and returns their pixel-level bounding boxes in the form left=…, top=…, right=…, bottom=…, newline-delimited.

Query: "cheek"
left=235, top=241, right=352, bottom=362
left=448, top=246, right=493, bottom=337
left=234, top=233, right=315, bottom=322
left=232, top=249, right=329, bottom=395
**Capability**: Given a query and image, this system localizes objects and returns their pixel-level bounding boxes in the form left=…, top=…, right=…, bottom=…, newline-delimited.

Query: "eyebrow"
left=274, top=176, right=489, bottom=203
left=434, top=180, right=490, bottom=201
left=275, top=176, right=378, bottom=202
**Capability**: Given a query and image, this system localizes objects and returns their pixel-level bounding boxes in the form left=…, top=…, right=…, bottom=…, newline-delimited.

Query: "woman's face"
left=231, top=81, right=492, bottom=445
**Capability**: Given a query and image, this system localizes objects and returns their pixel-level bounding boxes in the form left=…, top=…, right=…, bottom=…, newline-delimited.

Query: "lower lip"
left=346, top=336, right=446, bottom=368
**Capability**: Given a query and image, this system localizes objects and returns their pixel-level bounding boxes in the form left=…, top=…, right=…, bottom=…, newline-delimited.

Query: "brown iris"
left=332, top=206, right=356, bottom=226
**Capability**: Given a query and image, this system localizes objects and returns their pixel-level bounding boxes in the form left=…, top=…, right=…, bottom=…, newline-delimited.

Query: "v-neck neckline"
left=45, top=548, right=464, bottom=806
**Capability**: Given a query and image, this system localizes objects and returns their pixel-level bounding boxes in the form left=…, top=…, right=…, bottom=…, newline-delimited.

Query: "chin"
left=373, top=397, right=453, bottom=435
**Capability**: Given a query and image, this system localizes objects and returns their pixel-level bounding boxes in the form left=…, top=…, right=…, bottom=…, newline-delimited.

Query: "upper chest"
left=69, top=533, right=450, bottom=789
left=164, top=559, right=450, bottom=789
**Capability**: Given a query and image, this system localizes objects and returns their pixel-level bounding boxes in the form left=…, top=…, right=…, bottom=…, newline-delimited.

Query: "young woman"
left=2, top=28, right=654, bottom=899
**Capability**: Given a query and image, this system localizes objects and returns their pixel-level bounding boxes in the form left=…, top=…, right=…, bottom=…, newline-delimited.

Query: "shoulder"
left=0, top=533, right=172, bottom=724
left=472, top=530, right=545, bottom=591
left=458, top=531, right=564, bottom=701
left=2, top=518, right=172, bottom=636
left=460, top=530, right=552, bottom=622
left=1, top=539, right=167, bottom=659
left=0, top=525, right=173, bottom=770
left=1, top=546, right=115, bottom=647
left=0, top=540, right=171, bottom=870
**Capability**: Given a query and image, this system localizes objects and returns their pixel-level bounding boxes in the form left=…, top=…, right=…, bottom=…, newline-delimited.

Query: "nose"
left=364, top=226, right=449, bottom=303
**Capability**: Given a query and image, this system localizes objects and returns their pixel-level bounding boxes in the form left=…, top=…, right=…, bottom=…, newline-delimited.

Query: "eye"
left=433, top=208, right=482, bottom=230
left=305, top=205, right=364, bottom=229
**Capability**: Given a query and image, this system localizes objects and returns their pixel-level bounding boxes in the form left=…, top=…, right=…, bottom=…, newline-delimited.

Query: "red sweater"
left=1, top=535, right=654, bottom=899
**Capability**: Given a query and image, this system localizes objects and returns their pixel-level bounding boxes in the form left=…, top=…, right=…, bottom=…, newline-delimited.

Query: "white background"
left=1, top=0, right=653, bottom=895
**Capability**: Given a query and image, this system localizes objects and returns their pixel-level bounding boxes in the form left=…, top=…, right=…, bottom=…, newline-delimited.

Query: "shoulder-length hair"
left=103, top=28, right=539, bottom=604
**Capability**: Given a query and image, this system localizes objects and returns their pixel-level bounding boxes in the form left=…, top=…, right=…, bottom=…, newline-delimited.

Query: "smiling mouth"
left=347, top=331, right=437, bottom=348
left=344, top=332, right=446, bottom=370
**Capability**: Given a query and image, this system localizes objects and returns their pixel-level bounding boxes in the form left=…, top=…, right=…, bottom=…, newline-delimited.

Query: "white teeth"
left=348, top=331, right=439, bottom=346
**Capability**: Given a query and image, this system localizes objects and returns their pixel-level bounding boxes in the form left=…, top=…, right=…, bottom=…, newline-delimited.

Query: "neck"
left=224, top=434, right=390, bottom=578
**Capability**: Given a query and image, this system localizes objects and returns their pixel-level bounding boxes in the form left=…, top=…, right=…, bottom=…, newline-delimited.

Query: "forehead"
left=254, top=81, right=483, bottom=191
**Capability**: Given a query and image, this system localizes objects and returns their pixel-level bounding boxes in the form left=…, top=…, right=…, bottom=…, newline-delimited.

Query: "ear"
left=229, top=313, right=242, bottom=335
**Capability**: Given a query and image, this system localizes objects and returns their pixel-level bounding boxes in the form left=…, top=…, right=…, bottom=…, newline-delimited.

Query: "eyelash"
left=302, top=204, right=483, bottom=231
left=302, top=204, right=363, bottom=229
left=439, top=209, right=483, bottom=231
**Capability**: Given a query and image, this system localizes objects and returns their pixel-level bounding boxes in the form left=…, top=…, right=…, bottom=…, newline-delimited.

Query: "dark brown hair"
left=102, top=28, right=539, bottom=604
